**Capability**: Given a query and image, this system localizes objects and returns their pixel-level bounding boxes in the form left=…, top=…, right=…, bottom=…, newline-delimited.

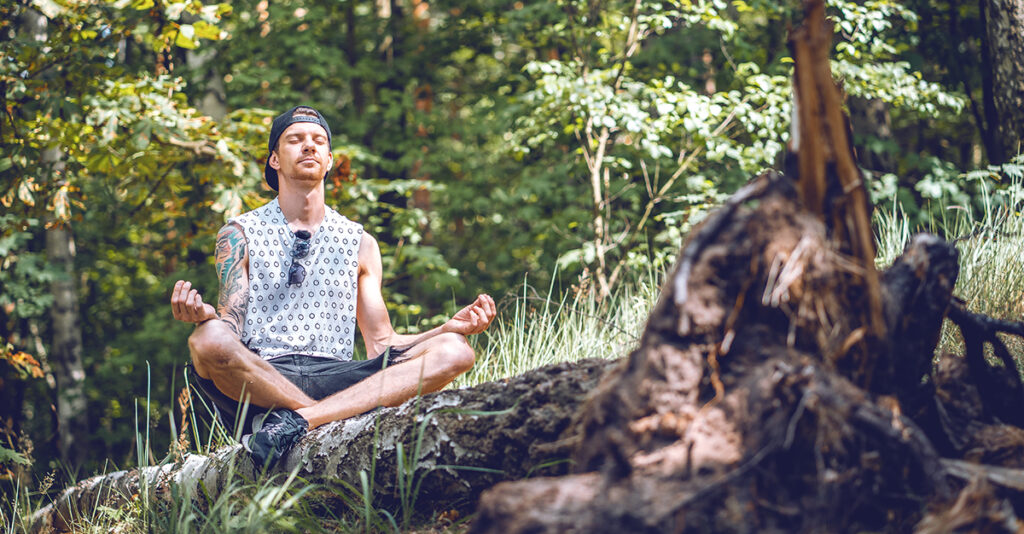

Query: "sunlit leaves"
left=1, top=345, right=45, bottom=380
left=835, top=60, right=965, bottom=116
left=16, top=178, right=36, bottom=207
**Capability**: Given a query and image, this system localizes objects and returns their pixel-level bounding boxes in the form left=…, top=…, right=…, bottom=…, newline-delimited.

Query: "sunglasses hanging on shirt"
left=287, top=230, right=312, bottom=287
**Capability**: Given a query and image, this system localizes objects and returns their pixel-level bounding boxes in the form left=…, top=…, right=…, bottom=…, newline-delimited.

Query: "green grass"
left=454, top=274, right=657, bottom=389
left=875, top=169, right=1024, bottom=358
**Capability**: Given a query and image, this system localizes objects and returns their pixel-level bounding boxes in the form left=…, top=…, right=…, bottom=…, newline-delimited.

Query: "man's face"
left=269, top=122, right=332, bottom=187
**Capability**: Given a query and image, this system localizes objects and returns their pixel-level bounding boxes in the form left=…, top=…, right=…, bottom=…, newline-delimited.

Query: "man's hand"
left=171, top=280, right=218, bottom=324
left=445, top=294, right=497, bottom=336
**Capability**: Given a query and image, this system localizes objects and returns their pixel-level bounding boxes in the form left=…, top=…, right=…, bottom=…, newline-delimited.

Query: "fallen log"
left=30, top=357, right=615, bottom=532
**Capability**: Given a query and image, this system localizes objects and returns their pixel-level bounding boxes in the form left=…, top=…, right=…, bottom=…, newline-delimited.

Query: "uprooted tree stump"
left=471, top=2, right=1024, bottom=532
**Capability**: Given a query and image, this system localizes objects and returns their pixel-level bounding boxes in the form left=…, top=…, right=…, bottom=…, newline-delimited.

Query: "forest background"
left=1, top=0, right=1022, bottom=496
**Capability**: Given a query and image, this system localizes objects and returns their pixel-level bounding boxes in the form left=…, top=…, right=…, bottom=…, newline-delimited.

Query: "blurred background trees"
left=1, top=0, right=1020, bottom=485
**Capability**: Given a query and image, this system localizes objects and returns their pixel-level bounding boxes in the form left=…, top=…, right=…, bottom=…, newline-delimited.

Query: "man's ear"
left=269, top=151, right=281, bottom=170
left=323, top=154, right=334, bottom=179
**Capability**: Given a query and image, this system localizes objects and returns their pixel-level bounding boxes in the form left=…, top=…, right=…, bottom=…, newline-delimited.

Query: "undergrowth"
left=875, top=157, right=1024, bottom=360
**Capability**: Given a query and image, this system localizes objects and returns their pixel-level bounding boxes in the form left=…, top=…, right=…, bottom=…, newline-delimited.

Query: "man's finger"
left=482, top=294, right=496, bottom=318
left=475, top=307, right=490, bottom=332
left=179, top=281, right=193, bottom=311
left=172, top=281, right=189, bottom=317
left=170, top=280, right=182, bottom=316
left=187, top=289, right=200, bottom=319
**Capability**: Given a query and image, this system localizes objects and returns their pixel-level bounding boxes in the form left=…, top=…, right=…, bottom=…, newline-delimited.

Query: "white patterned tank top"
left=229, top=198, right=363, bottom=361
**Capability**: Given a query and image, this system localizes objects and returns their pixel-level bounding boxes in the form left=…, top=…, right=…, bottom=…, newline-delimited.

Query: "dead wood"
left=30, top=358, right=615, bottom=532
left=470, top=1, right=1024, bottom=532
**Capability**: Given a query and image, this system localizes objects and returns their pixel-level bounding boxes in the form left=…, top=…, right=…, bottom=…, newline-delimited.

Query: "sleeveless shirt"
left=229, top=198, right=363, bottom=361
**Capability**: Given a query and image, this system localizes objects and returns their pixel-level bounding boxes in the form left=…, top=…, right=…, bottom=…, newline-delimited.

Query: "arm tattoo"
left=215, top=224, right=248, bottom=338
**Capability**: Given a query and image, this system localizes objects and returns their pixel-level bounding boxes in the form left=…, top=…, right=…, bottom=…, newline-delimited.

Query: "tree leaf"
left=174, top=25, right=198, bottom=49
left=17, top=180, right=34, bottom=207
left=192, top=21, right=221, bottom=41
left=0, top=445, right=29, bottom=466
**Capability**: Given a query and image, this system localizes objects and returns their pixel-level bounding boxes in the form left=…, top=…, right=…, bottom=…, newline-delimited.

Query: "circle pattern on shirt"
left=234, top=203, right=362, bottom=359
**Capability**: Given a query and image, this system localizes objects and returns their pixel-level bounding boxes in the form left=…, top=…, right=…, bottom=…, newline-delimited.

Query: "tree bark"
left=982, top=0, right=1024, bottom=162
left=21, top=6, right=90, bottom=474
left=185, top=49, right=227, bottom=121
left=29, top=358, right=615, bottom=532
left=848, top=97, right=896, bottom=175
left=46, top=220, right=88, bottom=472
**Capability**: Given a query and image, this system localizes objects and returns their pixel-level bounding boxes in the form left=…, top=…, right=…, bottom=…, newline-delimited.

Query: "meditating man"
left=170, top=106, right=496, bottom=467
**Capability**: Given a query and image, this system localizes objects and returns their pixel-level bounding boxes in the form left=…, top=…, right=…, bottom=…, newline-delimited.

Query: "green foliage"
left=0, top=216, right=57, bottom=322
left=145, top=468, right=320, bottom=534
left=454, top=272, right=656, bottom=389
left=0, top=446, right=29, bottom=468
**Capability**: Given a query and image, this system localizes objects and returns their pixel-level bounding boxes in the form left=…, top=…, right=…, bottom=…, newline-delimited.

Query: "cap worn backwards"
left=264, top=106, right=333, bottom=191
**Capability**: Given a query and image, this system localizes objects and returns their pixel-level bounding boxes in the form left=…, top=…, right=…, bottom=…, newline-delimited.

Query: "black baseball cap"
left=264, top=106, right=333, bottom=191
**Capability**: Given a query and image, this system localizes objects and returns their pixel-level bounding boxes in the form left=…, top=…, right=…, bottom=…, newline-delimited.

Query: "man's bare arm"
left=214, top=223, right=249, bottom=338
left=355, top=232, right=495, bottom=356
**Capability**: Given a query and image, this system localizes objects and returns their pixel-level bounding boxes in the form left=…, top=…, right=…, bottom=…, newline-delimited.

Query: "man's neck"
left=278, top=184, right=326, bottom=232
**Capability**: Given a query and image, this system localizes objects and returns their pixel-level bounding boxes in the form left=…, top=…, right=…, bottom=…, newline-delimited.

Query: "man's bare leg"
left=296, top=332, right=474, bottom=429
left=189, top=319, right=316, bottom=412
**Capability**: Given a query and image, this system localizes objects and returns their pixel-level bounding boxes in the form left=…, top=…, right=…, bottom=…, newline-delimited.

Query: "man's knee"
left=188, top=320, right=239, bottom=372
left=434, top=332, right=475, bottom=376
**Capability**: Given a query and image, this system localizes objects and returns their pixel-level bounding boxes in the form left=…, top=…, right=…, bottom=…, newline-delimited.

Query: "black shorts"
left=188, top=347, right=407, bottom=438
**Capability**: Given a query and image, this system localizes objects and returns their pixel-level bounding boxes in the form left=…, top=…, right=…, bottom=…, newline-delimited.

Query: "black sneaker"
left=243, top=408, right=308, bottom=469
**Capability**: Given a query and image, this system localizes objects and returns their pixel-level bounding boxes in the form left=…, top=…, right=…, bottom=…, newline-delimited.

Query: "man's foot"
left=243, top=408, right=308, bottom=469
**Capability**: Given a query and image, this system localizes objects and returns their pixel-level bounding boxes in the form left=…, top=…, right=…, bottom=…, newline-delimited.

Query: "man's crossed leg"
left=188, top=319, right=476, bottom=467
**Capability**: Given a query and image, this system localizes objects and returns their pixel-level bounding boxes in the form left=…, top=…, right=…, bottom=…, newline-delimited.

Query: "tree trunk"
left=46, top=216, right=88, bottom=472
left=22, top=6, right=89, bottom=474
left=29, top=358, right=615, bottom=532
left=848, top=96, right=896, bottom=175
left=982, top=0, right=1024, bottom=162
left=185, top=49, right=227, bottom=120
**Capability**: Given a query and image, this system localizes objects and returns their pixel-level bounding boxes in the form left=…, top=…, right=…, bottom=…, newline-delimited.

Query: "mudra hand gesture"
left=445, top=294, right=496, bottom=335
left=170, top=280, right=218, bottom=324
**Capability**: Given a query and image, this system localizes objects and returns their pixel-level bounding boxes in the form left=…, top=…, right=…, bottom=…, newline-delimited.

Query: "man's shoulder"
left=325, top=205, right=364, bottom=234
left=229, top=198, right=280, bottom=227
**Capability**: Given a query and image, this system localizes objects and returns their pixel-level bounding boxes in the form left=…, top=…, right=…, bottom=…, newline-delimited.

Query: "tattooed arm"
left=213, top=223, right=249, bottom=338
left=170, top=223, right=249, bottom=337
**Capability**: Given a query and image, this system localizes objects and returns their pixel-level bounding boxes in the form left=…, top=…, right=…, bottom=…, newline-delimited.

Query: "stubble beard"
left=288, top=160, right=326, bottom=185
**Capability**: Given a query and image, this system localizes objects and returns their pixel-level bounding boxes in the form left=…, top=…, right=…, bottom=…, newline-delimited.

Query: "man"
left=170, top=105, right=496, bottom=468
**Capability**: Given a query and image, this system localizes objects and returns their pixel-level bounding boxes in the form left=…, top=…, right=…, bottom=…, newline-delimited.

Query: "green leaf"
left=174, top=25, right=199, bottom=49
left=0, top=158, right=13, bottom=173
left=0, top=445, right=29, bottom=466
left=17, top=180, right=34, bottom=207
left=192, top=21, right=221, bottom=41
